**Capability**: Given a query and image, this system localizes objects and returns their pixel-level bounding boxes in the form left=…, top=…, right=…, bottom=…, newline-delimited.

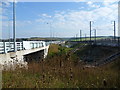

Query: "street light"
left=13, top=0, right=16, bottom=52
left=8, top=19, right=12, bottom=51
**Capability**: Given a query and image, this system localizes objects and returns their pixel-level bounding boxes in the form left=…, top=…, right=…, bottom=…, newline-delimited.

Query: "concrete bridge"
left=0, top=41, right=49, bottom=70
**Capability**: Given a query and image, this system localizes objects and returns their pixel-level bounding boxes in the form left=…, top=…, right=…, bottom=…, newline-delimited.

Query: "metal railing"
left=0, top=41, right=49, bottom=54
left=0, top=42, right=23, bottom=54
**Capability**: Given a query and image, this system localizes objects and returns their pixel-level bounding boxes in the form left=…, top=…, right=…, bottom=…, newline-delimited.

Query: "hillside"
left=74, top=45, right=118, bottom=63
left=2, top=44, right=120, bottom=88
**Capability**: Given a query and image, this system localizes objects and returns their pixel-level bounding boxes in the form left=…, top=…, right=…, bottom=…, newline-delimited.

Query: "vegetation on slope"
left=74, top=45, right=118, bottom=62
left=2, top=44, right=120, bottom=88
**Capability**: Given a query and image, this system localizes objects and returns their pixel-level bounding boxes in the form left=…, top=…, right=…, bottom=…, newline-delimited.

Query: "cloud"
left=27, top=1, right=118, bottom=37
left=87, top=1, right=100, bottom=8
left=87, top=1, right=93, bottom=5
left=38, top=14, right=52, bottom=18
left=51, top=2, right=118, bottom=36
left=1, top=1, right=119, bottom=38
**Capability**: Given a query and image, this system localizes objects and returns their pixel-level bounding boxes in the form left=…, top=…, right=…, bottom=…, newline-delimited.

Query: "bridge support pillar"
left=23, top=50, right=44, bottom=62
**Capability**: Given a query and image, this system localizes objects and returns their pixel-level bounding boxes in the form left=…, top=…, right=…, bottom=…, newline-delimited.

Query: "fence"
left=0, top=41, right=49, bottom=54
left=0, top=42, right=23, bottom=54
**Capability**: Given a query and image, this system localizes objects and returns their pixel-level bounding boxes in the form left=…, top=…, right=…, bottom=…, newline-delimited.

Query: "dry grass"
left=48, top=44, right=60, bottom=54
left=2, top=44, right=120, bottom=88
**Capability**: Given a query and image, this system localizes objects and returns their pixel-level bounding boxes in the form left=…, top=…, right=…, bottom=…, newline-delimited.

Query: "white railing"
left=23, top=41, right=47, bottom=50
left=0, top=41, right=49, bottom=54
left=0, top=42, right=23, bottom=54
left=0, top=42, right=4, bottom=54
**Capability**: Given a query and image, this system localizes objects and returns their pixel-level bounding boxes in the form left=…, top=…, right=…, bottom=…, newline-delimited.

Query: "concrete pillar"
left=23, top=50, right=44, bottom=62
left=22, top=41, right=24, bottom=50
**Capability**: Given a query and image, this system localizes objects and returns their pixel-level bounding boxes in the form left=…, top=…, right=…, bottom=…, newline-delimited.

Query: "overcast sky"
left=0, top=0, right=118, bottom=39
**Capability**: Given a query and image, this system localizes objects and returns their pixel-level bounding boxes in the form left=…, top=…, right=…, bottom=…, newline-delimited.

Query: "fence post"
left=3, top=42, right=7, bottom=54
left=33, top=43, right=34, bottom=49
left=22, top=41, right=24, bottom=50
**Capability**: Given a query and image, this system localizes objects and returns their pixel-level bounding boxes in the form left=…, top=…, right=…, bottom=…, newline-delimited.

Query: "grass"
left=48, top=44, right=60, bottom=53
left=74, top=45, right=118, bottom=62
left=2, top=44, right=120, bottom=88
left=72, top=37, right=106, bottom=41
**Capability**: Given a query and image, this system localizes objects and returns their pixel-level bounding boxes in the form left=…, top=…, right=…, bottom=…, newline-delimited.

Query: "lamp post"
left=13, top=0, right=16, bottom=52
left=8, top=19, right=11, bottom=51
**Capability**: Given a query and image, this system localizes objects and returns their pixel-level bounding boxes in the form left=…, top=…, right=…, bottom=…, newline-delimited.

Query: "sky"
left=0, top=0, right=119, bottom=39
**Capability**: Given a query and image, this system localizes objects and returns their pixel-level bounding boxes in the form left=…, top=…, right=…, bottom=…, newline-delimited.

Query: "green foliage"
left=2, top=44, right=120, bottom=88
left=3, top=58, right=120, bottom=88
left=58, top=47, right=66, bottom=55
left=71, top=37, right=107, bottom=41
left=75, top=45, right=118, bottom=62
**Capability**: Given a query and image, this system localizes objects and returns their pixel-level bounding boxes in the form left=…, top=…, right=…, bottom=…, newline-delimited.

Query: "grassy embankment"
left=74, top=45, right=118, bottom=62
left=72, top=37, right=106, bottom=41
left=2, top=44, right=120, bottom=88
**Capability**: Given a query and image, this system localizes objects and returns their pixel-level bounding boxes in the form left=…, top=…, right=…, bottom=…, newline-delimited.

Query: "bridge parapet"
left=0, top=42, right=23, bottom=54
left=0, top=41, right=49, bottom=54
left=23, top=41, right=46, bottom=50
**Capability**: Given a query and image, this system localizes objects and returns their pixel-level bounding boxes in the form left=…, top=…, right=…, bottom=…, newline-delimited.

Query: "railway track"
left=66, top=41, right=120, bottom=67
left=95, top=51, right=120, bottom=66
left=67, top=43, right=87, bottom=56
